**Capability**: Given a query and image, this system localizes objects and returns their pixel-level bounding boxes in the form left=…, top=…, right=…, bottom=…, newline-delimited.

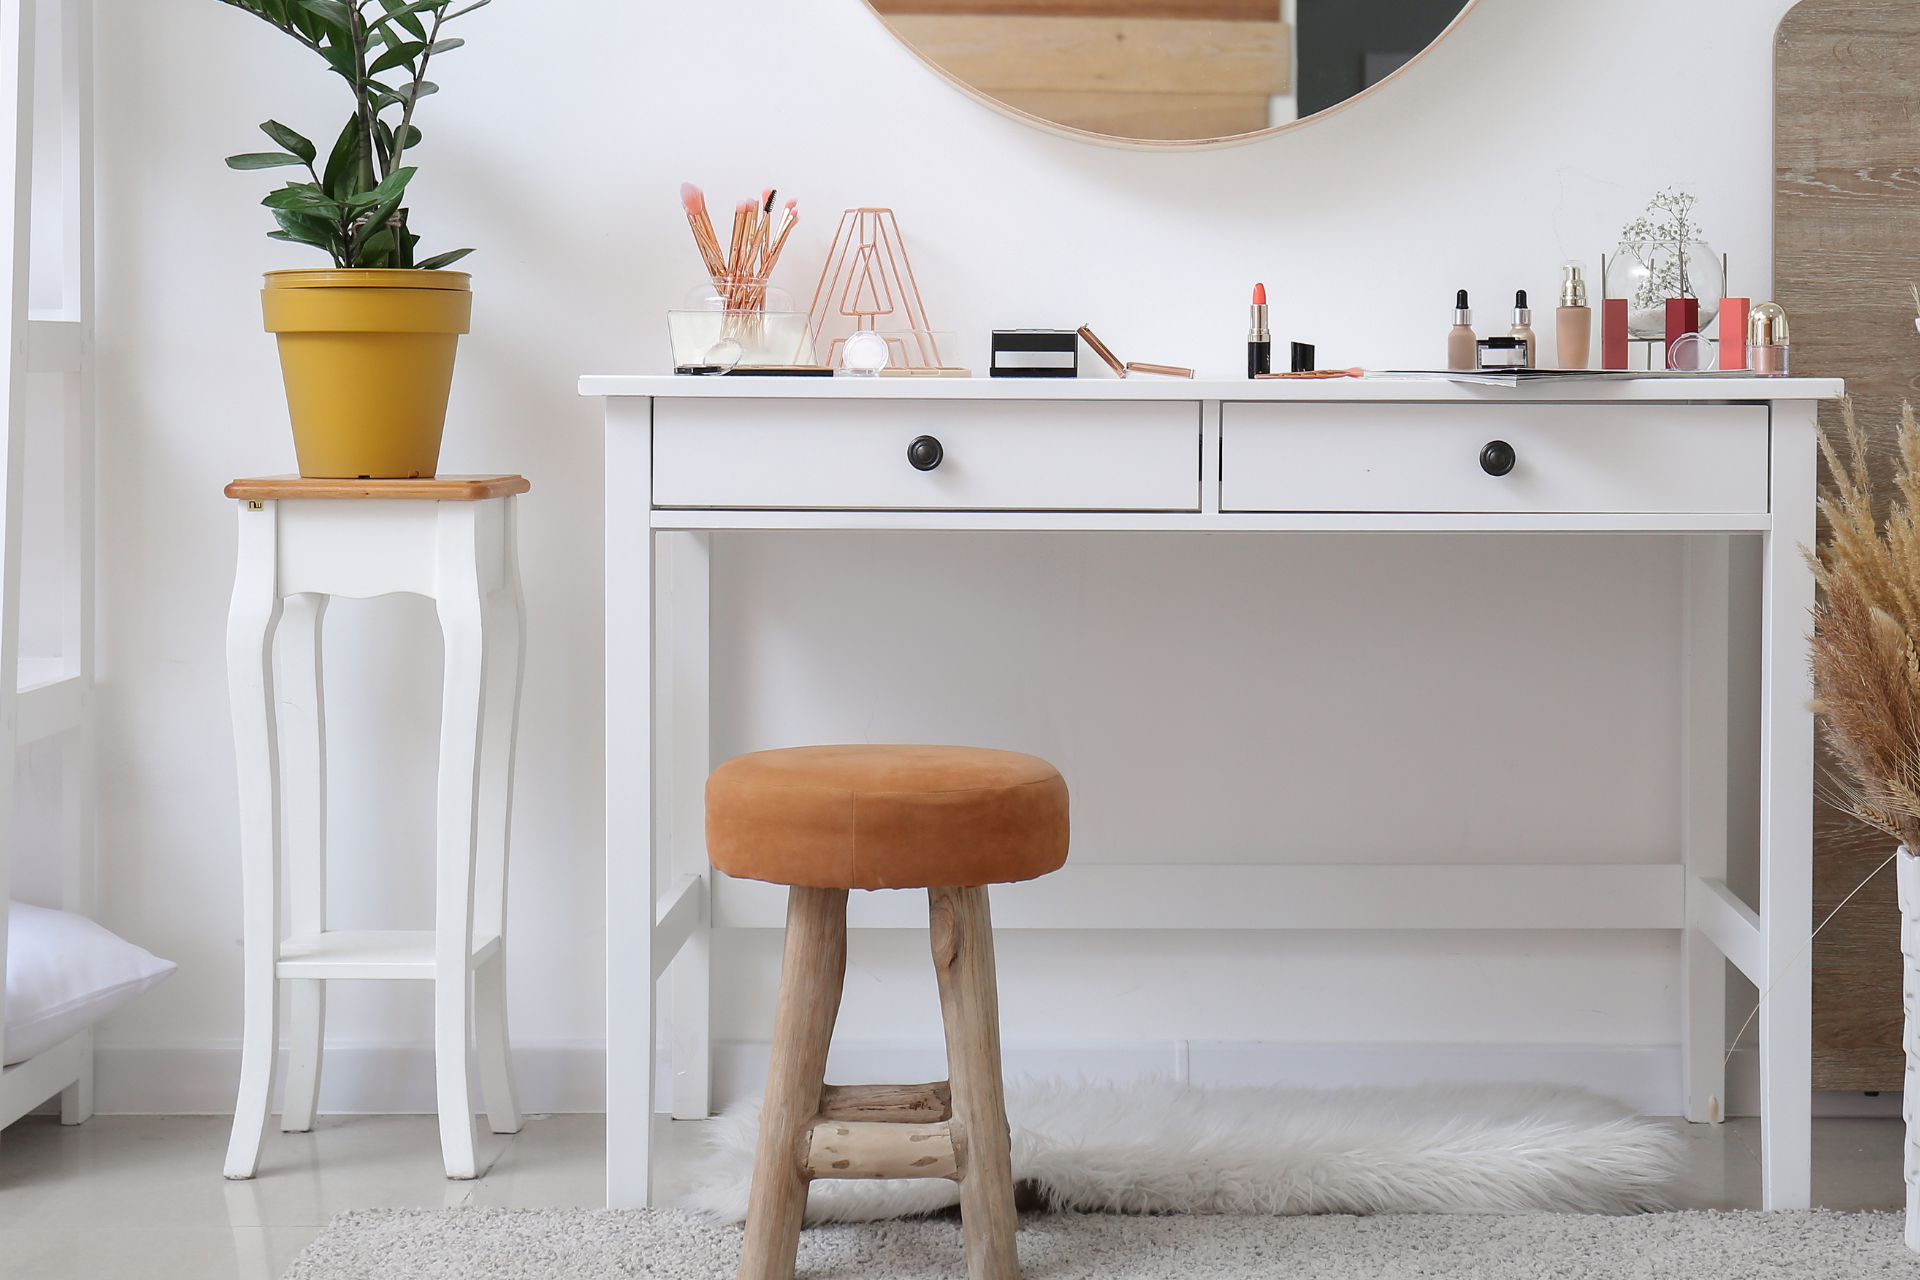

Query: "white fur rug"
left=680, top=1078, right=1682, bottom=1221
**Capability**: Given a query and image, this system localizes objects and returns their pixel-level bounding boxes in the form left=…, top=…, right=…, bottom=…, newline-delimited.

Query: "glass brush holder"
left=669, top=282, right=813, bottom=374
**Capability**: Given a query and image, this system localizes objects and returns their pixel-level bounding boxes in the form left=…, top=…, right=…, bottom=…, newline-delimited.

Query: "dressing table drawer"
left=1219, top=402, right=1770, bottom=514
left=653, top=398, right=1200, bottom=511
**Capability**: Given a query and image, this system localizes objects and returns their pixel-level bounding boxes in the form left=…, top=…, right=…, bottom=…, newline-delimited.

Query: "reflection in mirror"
left=866, top=0, right=1471, bottom=146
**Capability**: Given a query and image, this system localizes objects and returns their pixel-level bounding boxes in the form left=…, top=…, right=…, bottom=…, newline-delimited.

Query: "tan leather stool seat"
left=706, top=744, right=1069, bottom=890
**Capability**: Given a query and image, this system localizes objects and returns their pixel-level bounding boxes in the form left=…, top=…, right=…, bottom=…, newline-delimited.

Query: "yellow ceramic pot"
left=261, top=268, right=472, bottom=478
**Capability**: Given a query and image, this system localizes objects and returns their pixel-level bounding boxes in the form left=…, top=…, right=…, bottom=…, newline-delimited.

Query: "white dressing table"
left=582, top=373, right=1842, bottom=1210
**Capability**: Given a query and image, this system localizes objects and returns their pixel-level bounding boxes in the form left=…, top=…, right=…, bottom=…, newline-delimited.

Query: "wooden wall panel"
left=1775, top=0, right=1920, bottom=1092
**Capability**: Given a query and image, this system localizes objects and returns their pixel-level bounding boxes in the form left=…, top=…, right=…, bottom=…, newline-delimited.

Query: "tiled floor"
left=0, top=1112, right=1906, bottom=1279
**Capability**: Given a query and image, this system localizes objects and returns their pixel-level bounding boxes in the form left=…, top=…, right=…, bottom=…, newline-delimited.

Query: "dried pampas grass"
left=1809, top=399, right=1920, bottom=849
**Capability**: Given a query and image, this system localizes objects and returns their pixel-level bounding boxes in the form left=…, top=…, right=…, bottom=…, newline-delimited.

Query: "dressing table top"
left=580, top=374, right=1843, bottom=402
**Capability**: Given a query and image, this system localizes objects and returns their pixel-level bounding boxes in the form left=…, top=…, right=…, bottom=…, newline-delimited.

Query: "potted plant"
left=1808, top=400, right=1920, bottom=1251
left=218, top=0, right=491, bottom=478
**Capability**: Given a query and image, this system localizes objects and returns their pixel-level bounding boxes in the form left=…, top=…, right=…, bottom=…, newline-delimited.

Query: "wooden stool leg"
left=738, top=886, right=848, bottom=1280
left=930, top=886, right=1020, bottom=1280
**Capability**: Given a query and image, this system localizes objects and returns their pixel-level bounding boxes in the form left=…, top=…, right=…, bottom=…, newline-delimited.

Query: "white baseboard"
left=717, top=1040, right=1689, bottom=1115
left=73, top=1039, right=1897, bottom=1119
left=87, top=1042, right=607, bottom=1115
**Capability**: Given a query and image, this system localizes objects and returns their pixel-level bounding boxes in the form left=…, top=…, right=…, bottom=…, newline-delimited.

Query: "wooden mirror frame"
left=865, top=0, right=1481, bottom=151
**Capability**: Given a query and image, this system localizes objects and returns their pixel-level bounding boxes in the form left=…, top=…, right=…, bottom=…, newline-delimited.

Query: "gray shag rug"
left=280, top=1206, right=1920, bottom=1278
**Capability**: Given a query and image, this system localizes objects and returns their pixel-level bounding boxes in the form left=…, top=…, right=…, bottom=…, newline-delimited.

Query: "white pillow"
left=5, top=901, right=177, bottom=1064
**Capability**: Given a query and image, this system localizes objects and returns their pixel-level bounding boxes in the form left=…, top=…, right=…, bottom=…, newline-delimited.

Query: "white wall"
left=76, top=0, right=1801, bottom=1114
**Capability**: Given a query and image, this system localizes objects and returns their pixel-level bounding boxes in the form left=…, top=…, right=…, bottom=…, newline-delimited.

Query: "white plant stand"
left=220, top=474, right=529, bottom=1181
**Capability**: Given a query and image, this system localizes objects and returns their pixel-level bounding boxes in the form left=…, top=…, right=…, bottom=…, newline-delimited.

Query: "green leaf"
left=320, top=116, right=363, bottom=202
left=415, top=247, right=473, bottom=270
left=355, top=228, right=396, bottom=266
left=352, top=189, right=407, bottom=248
left=317, top=37, right=356, bottom=77
left=393, top=124, right=421, bottom=150
left=427, top=37, right=463, bottom=53
left=258, top=119, right=315, bottom=163
left=226, top=151, right=307, bottom=169
left=269, top=223, right=337, bottom=251
left=262, top=185, right=342, bottom=214
left=369, top=0, right=444, bottom=32
left=391, top=80, right=437, bottom=103
left=272, top=207, right=338, bottom=243
left=369, top=40, right=423, bottom=75
left=266, top=230, right=336, bottom=256
left=340, top=166, right=414, bottom=209
left=262, top=184, right=346, bottom=218
left=377, top=0, right=428, bottom=39
left=364, top=164, right=416, bottom=205
left=296, top=0, right=353, bottom=29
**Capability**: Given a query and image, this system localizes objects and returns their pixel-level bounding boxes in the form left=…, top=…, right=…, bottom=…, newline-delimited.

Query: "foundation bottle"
left=1555, top=263, right=1591, bottom=370
left=1448, top=290, right=1476, bottom=370
left=1508, top=290, right=1537, bottom=368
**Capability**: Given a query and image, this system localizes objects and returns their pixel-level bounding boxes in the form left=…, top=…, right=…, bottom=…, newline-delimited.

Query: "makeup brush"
left=680, top=183, right=725, bottom=280
left=728, top=201, right=750, bottom=275
left=757, top=188, right=776, bottom=270
left=764, top=200, right=799, bottom=276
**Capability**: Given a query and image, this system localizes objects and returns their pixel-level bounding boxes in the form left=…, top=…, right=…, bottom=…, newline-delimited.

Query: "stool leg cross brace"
left=739, top=885, right=1021, bottom=1280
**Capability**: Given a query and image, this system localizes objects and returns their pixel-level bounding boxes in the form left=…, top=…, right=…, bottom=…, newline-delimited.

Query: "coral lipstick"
left=1248, top=282, right=1271, bottom=378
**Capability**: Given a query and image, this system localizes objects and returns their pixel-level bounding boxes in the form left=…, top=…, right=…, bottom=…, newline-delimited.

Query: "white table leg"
left=659, top=530, right=711, bottom=1121
left=606, top=399, right=657, bottom=1207
left=1682, top=536, right=1731, bottom=1123
left=434, top=502, right=485, bottom=1179
left=225, top=500, right=285, bottom=1180
left=473, top=500, right=525, bottom=1136
left=1898, top=851, right=1920, bottom=1249
left=278, top=592, right=329, bottom=1133
left=1759, top=401, right=1818, bottom=1209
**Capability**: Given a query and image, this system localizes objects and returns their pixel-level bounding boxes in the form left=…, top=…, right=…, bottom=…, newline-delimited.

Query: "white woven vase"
left=1900, top=847, right=1920, bottom=1251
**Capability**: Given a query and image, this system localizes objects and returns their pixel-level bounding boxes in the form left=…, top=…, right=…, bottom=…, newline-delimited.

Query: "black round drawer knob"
left=1480, top=440, right=1516, bottom=476
left=907, top=435, right=944, bottom=471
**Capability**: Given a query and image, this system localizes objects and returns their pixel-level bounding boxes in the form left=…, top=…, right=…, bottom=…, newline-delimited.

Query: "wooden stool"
left=707, top=744, right=1070, bottom=1280
left=220, top=474, right=530, bottom=1181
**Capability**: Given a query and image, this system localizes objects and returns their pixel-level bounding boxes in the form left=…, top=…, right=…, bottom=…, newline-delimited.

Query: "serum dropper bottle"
left=1509, top=290, right=1537, bottom=369
left=1448, top=290, right=1476, bottom=370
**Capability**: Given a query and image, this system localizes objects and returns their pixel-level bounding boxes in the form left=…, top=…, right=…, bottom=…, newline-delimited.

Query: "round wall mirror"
left=865, top=0, right=1477, bottom=149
